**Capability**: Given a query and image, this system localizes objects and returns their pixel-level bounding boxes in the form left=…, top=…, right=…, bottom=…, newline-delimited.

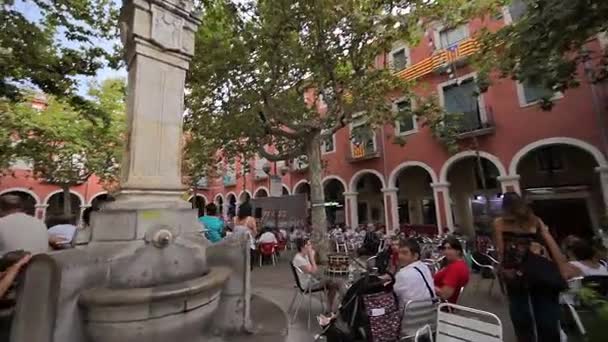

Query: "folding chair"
left=436, top=303, right=503, bottom=342
left=400, top=298, right=440, bottom=341
left=288, top=263, right=326, bottom=329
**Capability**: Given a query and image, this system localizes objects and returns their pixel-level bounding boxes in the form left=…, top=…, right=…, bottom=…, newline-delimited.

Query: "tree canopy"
left=6, top=77, right=125, bottom=188
left=0, top=0, right=120, bottom=118
left=475, top=0, right=608, bottom=108
left=185, top=0, right=504, bottom=251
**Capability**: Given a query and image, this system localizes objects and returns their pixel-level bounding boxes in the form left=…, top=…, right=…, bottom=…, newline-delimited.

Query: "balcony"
left=455, top=108, right=495, bottom=139
left=395, top=38, right=479, bottom=81
left=347, top=137, right=381, bottom=163
left=223, top=174, right=236, bottom=187
left=195, top=177, right=208, bottom=189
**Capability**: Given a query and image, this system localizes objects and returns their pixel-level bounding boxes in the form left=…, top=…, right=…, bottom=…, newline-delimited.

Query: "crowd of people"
left=2, top=189, right=608, bottom=341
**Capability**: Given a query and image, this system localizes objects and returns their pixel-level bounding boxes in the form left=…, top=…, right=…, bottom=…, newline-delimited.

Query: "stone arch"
left=187, top=193, right=209, bottom=203
left=292, top=179, right=310, bottom=194
left=43, top=189, right=85, bottom=206
left=348, top=169, right=386, bottom=192
left=238, top=190, right=252, bottom=203
left=254, top=186, right=270, bottom=198
left=388, top=161, right=438, bottom=188
left=508, top=137, right=608, bottom=175
left=322, top=175, right=348, bottom=191
left=214, top=193, right=225, bottom=203
left=439, top=150, right=507, bottom=183
left=88, top=191, right=108, bottom=206
left=281, top=184, right=291, bottom=195
left=0, top=187, right=41, bottom=204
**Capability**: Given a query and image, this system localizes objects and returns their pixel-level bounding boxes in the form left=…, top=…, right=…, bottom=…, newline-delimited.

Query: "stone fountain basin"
left=79, top=266, right=231, bottom=342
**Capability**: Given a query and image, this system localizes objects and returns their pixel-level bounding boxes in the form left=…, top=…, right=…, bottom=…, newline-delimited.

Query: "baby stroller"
left=318, top=272, right=399, bottom=342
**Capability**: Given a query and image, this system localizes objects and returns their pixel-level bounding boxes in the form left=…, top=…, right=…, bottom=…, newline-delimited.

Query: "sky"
left=16, top=0, right=126, bottom=97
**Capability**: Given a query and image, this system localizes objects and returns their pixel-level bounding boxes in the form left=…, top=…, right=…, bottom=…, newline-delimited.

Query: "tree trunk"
left=62, top=185, right=72, bottom=217
left=306, top=134, right=329, bottom=263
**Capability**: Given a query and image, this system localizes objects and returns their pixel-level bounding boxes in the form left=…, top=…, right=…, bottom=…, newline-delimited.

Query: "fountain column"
left=116, top=0, right=199, bottom=205
left=91, top=0, right=202, bottom=242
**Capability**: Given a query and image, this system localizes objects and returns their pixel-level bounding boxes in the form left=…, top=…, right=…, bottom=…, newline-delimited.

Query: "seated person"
left=394, top=239, right=435, bottom=308
left=257, top=227, right=278, bottom=244
left=433, top=237, right=470, bottom=304
left=292, top=238, right=341, bottom=313
left=198, top=203, right=224, bottom=243
left=569, top=239, right=608, bottom=276
left=46, top=215, right=79, bottom=248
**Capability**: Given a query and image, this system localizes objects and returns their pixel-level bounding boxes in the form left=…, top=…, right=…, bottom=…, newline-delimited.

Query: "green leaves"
left=474, top=0, right=608, bottom=100
left=0, top=0, right=120, bottom=118
left=3, top=78, right=125, bottom=187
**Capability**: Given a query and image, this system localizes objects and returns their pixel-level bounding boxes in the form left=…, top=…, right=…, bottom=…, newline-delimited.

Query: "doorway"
left=530, top=198, right=594, bottom=242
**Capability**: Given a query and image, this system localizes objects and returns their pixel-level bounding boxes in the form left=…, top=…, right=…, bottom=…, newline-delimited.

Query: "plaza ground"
left=249, top=250, right=516, bottom=342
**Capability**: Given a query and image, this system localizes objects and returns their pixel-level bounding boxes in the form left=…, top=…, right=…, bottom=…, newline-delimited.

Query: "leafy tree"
left=0, top=0, right=120, bottom=118
left=186, top=0, right=502, bottom=256
left=7, top=78, right=125, bottom=217
left=474, top=0, right=608, bottom=108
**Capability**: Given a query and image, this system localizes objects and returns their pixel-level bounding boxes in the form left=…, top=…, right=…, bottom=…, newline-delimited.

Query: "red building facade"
left=2, top=8, right=607, bottom=238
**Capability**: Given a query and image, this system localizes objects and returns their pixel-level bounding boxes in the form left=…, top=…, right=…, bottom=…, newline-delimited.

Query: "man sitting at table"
left=393, top=238, right=435, bottom=308
left=292, top=238, right=341, bottom=313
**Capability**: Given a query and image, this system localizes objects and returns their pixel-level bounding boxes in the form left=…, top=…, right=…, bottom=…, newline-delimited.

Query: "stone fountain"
left=10, top=1, right=253, bottom=341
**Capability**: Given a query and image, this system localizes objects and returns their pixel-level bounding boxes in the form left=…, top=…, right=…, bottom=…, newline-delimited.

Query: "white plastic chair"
left=436, top=303, right=503, bottom=342
left=469, top=253, right=498, bottom=295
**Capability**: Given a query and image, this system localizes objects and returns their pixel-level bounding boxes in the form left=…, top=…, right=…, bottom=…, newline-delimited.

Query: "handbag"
left=521, top=252, right=567, bottom=293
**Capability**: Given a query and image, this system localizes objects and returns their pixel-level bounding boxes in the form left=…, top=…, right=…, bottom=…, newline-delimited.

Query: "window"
left=537, top=146, right=565, bottom=172
left=350, top=116, right=376, bottom=158
left=321, top=133, right=336, bottom=154
left=441, top=77, right=484, bottom=131
left=507, top=0, right=527, bottom=23
left=391, top=49, right=409, bottom=71
left=394, top=99, right=417, bottom=135
left=398, top=200, right=410, bottom=224
left=254, top=158, right=268, bottom=178
left=517, top=81, right=558, bottom=106
left=293, top=155, right=309, bottom=170
left=438, top=26, right=468, bottom=49
left=422, top=199, right=437, bottom=225
left=223, top=163, right=236, bottom=186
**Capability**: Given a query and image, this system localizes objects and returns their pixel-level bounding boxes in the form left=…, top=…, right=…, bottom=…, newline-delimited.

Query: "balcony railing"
left=223, top=174, right=236, bottom=187
left=395, top=38, right=479, bottom=81
left=347, top=136, right=381, bottom=162
left=455, top=107, right=496, bottom=139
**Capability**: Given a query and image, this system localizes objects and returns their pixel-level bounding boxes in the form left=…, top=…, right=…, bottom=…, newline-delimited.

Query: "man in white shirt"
left=257, top=228, right=278, bottom=244
left=393, top=238, right=435, bottom=308
left=0, top=195, right=50, bottom=254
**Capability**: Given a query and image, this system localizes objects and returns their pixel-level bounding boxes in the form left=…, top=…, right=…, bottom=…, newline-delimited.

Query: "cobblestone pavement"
left=251, top=250, right=517, bottom=342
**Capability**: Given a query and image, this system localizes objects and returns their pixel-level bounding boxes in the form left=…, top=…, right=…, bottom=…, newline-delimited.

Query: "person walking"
left=233, top=202, right=257, bottom=269
left=494, top=192, right=577, bottom=342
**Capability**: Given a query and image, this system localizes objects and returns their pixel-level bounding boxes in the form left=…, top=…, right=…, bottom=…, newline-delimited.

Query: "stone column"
left=343, top=192, right=358, bottom=228
left=498, top=175, right=521, bottom=194
left=431, top=182, right=453, bottom=234
left=79, top=205, right=90, bottom=226
left=116, top=0, right=201, bottom=204
left=381, top=188, right=399, bottom=234
left=596, top=166, right=608, bottom=216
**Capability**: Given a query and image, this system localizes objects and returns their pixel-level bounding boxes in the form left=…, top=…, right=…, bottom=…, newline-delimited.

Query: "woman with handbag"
left=494, top=192, right=578, bottom=342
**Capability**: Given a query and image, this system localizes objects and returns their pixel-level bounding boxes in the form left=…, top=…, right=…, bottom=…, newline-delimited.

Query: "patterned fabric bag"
left=361, top=291, right=401, bottom=342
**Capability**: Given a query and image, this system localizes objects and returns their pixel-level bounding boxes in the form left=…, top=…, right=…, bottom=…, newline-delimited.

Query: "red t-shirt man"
left=433, top=259, right=470, bottom=303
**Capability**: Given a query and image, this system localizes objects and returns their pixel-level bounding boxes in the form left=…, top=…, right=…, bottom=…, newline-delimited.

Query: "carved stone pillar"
left=117, top=0, right=200, bottom=204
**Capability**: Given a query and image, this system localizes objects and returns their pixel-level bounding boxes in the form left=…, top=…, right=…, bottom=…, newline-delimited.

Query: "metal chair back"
left=400, top=298, right=440, bottom=340
left=436, top=303, right=503, bottom=342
